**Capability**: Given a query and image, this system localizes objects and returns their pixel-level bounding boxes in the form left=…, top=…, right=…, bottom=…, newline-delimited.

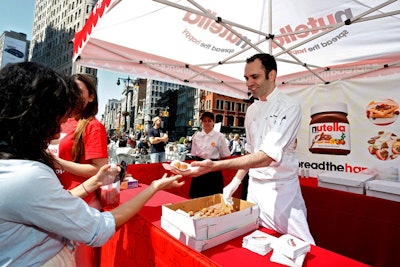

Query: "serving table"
left=120, top=162, right=400, bottom=267
left=99, top=183, right=371, bottom=267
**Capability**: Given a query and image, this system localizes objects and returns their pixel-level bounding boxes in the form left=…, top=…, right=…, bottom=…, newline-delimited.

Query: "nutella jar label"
left=309, top=103, right=351, bottom=155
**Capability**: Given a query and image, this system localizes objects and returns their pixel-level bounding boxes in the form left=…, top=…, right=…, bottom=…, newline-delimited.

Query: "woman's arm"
left=55, top=156, right=108, bottom=178
left=109, top=171, right=184, bottom=229
left=69, top=171, right=103, bottom=198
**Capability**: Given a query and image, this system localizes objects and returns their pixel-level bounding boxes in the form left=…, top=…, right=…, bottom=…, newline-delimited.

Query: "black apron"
left=189, top=157, right=224, bottom=198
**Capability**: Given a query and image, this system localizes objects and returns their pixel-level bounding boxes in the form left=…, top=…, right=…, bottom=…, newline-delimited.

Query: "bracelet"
left=81, top=183, right=90, bottom=195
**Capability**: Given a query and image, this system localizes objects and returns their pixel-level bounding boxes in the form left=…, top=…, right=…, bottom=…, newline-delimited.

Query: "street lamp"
left=117, top=76, right=134, bottom=133
left=116, top=76, right=132, bottom=86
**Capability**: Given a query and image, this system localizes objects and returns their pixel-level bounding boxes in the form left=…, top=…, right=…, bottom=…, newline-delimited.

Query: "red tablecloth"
left=100, top=183, right=371, bottom=267
left=126, top=163, right=400, bottom=267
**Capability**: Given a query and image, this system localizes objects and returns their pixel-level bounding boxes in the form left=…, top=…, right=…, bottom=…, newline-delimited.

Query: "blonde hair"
left=152, top=116, right=161, bottom=125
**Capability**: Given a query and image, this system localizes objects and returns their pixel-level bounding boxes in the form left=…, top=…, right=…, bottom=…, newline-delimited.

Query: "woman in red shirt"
left=53, top=73, right=108, bottom=267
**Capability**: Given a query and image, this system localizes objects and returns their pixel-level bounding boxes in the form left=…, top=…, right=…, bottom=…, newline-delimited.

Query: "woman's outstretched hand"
left=151, top=173, right=185, bottom=191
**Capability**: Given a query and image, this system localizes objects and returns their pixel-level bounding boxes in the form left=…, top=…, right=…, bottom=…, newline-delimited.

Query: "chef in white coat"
left=173, top=53, right=315, bottom=245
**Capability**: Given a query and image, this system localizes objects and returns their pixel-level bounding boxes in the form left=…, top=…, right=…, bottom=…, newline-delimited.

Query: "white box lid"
left=365, top=180, right=400, bottom=195
left=318, top=171, right=375, bottom=187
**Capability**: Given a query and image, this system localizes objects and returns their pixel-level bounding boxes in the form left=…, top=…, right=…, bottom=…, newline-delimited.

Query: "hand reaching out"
left=169, top=159, right=215, bottom=177
left=151, top=173, right=185, bottom=191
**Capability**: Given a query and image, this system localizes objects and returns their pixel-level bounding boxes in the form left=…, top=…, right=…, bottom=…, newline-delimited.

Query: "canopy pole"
left=268, top=0, right=272, bottom=54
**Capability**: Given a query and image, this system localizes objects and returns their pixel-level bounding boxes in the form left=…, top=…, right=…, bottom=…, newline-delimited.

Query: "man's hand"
left=223, top=177, right=241, bottom=205
left=170, top=159, right=214, bottom=177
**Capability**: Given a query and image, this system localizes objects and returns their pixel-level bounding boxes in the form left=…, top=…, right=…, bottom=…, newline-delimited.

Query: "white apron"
left=247, top=176, right=315, bottom=244
left=245, top=91, right=315, bottom=245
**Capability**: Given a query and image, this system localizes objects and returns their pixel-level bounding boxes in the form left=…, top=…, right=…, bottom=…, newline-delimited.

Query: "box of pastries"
left=161, top=194, right=259, bottom=241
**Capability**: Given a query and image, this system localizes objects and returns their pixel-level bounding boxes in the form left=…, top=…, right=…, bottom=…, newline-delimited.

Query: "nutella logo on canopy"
left=273, top=8, right=354, bottom=48
left=182, top=8, right=354, bottom=50
left=182, top=10, right=251, bottom=49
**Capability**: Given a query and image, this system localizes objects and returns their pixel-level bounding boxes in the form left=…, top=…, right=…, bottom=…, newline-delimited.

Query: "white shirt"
left=0, top=160, right=116, bottom=266
left=230, top=140, right=242, bottom=154
left=244, top=88, right=315, bottom=245
left=191, top=129, right=231, bottom=160
left=245, top=88, right=300, bottom=180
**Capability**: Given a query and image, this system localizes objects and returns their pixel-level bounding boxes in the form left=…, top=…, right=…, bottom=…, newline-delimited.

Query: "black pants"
left=189, top=170, right=224, bottom=198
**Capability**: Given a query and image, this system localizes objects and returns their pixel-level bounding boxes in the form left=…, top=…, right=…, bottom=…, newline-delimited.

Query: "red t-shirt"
left=57, top=118, right=108, bottom=202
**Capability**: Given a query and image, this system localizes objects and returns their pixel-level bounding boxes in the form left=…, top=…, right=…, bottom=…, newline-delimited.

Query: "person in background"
left=183, top=138, right=191, bottom=153
left=189, top=111, right=231, bottom=198
left=173, top=53, right=315, bottom=245
left=0, top=62, right=184, bottom=266
left=117, top=132, right=128, bottom=147
left=127, top=134, right=136, bottom=148
left=137, top=136, right=149, bottom=153
left=148, top=116, right=168, bottom=163
left=50, top=73, right=108, bottom=267
left=229, top=133, right=235, bottom=150
left=230, top=133, right=243, bottom=156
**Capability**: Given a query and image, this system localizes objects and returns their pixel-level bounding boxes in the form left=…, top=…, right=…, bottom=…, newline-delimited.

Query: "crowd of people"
left=107, top=128, right=245, bottom=166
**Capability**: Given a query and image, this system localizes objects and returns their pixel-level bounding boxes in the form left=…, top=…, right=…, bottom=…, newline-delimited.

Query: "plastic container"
left=100, top=163, right=120, bottom=210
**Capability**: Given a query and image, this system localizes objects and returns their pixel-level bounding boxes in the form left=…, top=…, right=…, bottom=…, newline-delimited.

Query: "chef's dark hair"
left=246, top=53, right=277, bottom=78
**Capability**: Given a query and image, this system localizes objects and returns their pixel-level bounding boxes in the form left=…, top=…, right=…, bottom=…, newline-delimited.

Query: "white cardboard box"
left=317, top=171, right=375, bottom=194
left=161, top=216, right=259, bottom=252
left=161, top=194, right=259, bottom=240
left=365, top=180, right=400, bottom=202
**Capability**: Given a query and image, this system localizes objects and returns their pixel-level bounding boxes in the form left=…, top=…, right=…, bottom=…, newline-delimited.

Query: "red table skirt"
left=123, top=162, right=400, bottom=267
left=100, top=183, right=371, bottom=267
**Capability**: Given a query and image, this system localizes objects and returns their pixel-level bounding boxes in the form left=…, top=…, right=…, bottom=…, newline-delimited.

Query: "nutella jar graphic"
left=309, top=102, right=350, bottom=155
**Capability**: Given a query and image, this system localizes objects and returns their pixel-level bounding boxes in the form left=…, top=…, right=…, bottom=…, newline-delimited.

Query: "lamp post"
left=116, top=76, right=132, bottom=86
left=116, top=76, right=133, bottom=133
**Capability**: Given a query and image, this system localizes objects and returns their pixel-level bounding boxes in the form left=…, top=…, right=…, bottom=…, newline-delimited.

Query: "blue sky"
left=0, top=0, right=124, bottom=119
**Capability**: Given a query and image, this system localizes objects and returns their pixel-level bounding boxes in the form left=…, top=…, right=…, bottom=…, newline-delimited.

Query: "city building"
left=102, top=98, right=121, bottom=137
left=199, top=90, right=248, bottom=134
left=101, top=79, right=249, bottom=139
left=26, top=0, right=249, bottom=140
left=117, top=78, right=181, bottom=137
left=118, top=77, right=147, bottom=136
left=0, top=31, right=29, bottom=69
left=175, top=86, right=198, bottom=138
left=29, top=0, right=97, bottom=76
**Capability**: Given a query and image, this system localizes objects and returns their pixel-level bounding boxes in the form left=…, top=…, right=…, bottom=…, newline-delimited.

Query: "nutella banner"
left=73, top=0, right=400, bottom=99
left=284, top=74, right=400, bottom=179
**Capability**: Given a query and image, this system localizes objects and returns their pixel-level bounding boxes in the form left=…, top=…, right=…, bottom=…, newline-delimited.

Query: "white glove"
left=223, top=177, right=241, bottom=205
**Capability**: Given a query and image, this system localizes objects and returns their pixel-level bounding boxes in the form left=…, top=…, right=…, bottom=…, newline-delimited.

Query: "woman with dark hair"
left=0, top=62, right=183, bottom=266
left=51, top=73, right=108, bottom=266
